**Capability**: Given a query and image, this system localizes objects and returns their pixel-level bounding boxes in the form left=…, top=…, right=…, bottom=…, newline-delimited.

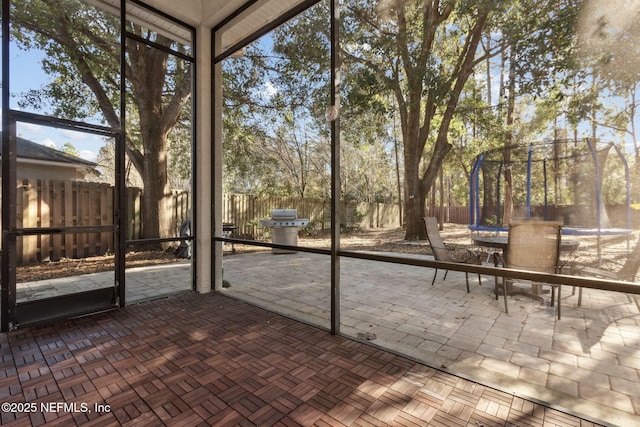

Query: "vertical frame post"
left=496, top=161, right=503, bottom=225
left=116, top=0, right=127, bottom=307
left=586, top=139, right=602, bottom=264
left=1, top=0, right=16, bottom=331
left=526, top=144, right=533, bottom=218
left=1, top=0, right=9, bottom=332
left=543, top=159, right=548, bottom=220
left=212, top=32, right=224, bottom=293
left=330, top=0, right=341, bottom=335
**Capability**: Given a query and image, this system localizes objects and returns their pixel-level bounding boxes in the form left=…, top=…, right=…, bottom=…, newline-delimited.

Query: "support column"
left=212, top=31, right=224, bottom=291
left=195, top=25, right=213, bottom=293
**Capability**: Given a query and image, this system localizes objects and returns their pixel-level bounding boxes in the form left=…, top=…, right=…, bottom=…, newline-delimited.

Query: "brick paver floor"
left=0, top=292, right=604, bottom=426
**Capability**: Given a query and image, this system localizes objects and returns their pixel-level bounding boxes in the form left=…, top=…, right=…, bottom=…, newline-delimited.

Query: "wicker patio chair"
left=423, top=217, right=482, bottom=293
left=498, top=220, right=563, bottom=318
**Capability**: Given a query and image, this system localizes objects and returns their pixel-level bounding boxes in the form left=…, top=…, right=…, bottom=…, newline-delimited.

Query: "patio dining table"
left=473, top=235, right=579, bottom=254
left=472, top=234, right=579, bottom=301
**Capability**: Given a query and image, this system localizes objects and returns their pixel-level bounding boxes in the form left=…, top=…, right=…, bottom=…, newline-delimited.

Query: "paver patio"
left=222, top=251, right=640, bottom=426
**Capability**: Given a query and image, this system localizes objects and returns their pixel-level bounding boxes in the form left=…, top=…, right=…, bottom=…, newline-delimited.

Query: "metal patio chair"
left=423, top=217, right=482, bottom=293
left=570, top=259, right=640, bottom=307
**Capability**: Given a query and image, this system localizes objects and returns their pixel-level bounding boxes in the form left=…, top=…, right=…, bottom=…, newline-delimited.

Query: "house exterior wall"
left=15, top=162, right=88, bottom=181
left=0, top=161, right=92, bottom=182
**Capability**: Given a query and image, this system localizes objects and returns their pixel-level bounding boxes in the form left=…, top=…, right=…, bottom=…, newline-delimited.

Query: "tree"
left=275, top=0, right=576, bottom=238
left=340, top=1, right=499, bottom=238
left=341, top=138, right=395, bottom=203
left=574, top=0, right=640, bottom=192
left=61, top=142, right=80, bottom=157
left=222, top=45, right=283, bottom=194
left=262, top=113, right=314, bottom=198
left=11, top=0, right=192, bottom=240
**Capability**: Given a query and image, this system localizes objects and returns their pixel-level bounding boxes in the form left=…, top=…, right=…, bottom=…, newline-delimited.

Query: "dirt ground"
left=16, top=251, right=179, bottom=282
left=16, top=223, right=637, bottom=282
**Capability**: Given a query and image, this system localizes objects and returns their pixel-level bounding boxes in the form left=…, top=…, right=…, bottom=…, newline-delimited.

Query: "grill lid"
left=271, top=209, right=297, bottom=219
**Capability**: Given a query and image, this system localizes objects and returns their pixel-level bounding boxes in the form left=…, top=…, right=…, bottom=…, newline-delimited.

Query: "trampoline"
left=469, top=139, right=632, bottom=245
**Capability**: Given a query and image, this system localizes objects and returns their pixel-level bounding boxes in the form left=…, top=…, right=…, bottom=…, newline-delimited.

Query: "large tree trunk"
left=141, top=133, right=172, bottom=239
left=404, top=166, right=427, bottom=240
left=480, top=164, right=497, bottom=224
left=127, top=33, right=191, bottom=241
left=502, top=44, right=516, bottom=226
left=404, top=141, right=426, bottom=240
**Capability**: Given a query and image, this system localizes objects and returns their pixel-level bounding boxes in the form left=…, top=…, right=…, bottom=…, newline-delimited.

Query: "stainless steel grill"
left=259, top=209, right=309, bottom=227
left=259, top=209, right=309, bottom=254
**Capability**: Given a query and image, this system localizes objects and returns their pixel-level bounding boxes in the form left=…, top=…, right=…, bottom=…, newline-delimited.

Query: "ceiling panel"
left=87, top=0, right=313, bottom=58
left=213, top=0, right=312, bottom=57
left=86, top=0, right=195, bottom=45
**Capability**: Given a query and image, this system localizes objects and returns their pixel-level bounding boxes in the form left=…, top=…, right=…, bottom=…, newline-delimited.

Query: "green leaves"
left=10, top=0, right=121, bottom=124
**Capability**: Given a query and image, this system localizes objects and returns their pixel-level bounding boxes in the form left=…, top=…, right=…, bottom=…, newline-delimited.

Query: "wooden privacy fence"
left=16, top=180, right=113, bottom=264
left=19, top=183, right=636, bottom=264
left=11, top=180, right=191, bottom=265
left=125, top=187, right=191, bottom=242
left=426, top=206, right=470, bottom=225
left=222, top=194, right=403, bottom=239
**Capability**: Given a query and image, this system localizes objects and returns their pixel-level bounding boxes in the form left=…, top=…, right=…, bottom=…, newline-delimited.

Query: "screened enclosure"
left=1, top=0, right=639, bottom=424
left=1, top=0, right=196, bottom=329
